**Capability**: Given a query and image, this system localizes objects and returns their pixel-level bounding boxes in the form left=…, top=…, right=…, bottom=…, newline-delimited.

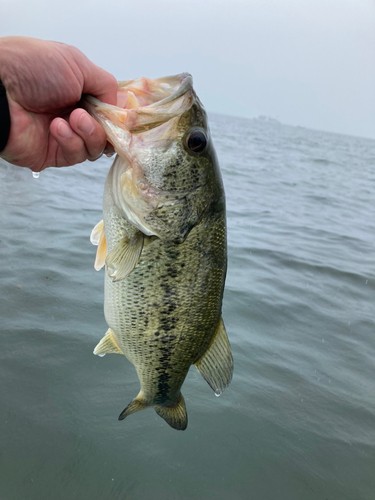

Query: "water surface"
left=0, top=114, right=374, bottom=499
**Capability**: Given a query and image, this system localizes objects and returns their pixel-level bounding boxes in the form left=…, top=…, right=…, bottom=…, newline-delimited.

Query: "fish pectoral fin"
left=155, top=394, right=188, bottom=431
left=118, top=392, right=148, bottom=420
left=194, top=317, right=233, bottom=396
left=93, top=328, right=124, bottom=357
left=95, top=231, right=107, bottom=271
left=105, top=232, right=144, bottom=282
left=90, top=219, right=104, bottom=245
left=90, top=220, right=107, bottom=271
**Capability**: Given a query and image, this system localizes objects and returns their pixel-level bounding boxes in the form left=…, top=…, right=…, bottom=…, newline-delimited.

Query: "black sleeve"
left=0, top=79, right=11, bottom=152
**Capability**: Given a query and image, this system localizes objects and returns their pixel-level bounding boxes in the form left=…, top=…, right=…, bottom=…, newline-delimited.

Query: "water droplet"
left=32, top=171, right=40, bottom=179
left=214, top=390, right=222, bottom=397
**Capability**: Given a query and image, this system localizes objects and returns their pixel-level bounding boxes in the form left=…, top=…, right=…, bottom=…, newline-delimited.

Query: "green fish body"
left=85, top=74, right=233, bottom=430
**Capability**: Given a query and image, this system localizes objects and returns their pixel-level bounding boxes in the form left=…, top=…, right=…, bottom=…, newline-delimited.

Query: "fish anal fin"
left=93, top=328, right=124, bottom=357
left=155, top=394, right=188, bottom=431
left=106, top=232, right=144, bottom=282
left=118, top=392, right=148, bottom=420
left=194, top=317, right=233, bottom=396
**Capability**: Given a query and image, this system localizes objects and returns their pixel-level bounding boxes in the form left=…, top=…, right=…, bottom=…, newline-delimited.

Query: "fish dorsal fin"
left=93, top=328, right=124, bottom=357
left=90, top=220, right=107, bottom=271
left=194, top=317, right=233, bottom=396
left=105, top=232, right=144, bottom=282
left=154, top=394, right=188, bottom=431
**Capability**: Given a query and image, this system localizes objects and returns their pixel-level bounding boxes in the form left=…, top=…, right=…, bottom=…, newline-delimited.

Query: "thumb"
left=82, top=63, right=118, bottom=106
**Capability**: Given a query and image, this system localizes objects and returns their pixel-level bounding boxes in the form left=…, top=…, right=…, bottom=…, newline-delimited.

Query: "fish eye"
left=186, top=129, right=208, bottom=154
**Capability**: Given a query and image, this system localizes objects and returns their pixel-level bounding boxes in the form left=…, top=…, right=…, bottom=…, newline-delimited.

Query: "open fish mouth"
left=83, top=72, right=194, bottom=136
left=117, top=72, right=193, bottom=108
left=83, top=73, right=202, bottom=239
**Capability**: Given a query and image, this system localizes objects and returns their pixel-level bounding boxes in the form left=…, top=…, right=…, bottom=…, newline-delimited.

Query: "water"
left=1, top=114, right=374, bottom=499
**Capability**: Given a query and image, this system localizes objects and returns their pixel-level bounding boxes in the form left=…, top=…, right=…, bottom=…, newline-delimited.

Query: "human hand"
left=0, top=36, right=117, bottom=172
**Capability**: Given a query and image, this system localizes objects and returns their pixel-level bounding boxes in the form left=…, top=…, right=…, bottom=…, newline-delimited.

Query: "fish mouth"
left=83, top=74, right=197, bottom=238
left=83, top=73, right=194, bottom=136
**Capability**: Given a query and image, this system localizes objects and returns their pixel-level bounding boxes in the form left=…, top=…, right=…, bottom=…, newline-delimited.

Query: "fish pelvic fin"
left=194, top=317, right=233, bottom=396
left=155, top=394, right=188, bottom=431
left=118, top=392, right=148, bottom=421
left=93, top=328, right=124, bottom=357
left=106, top=232, right=144, bottom=282
left=90, top=219, right=107, bottom=271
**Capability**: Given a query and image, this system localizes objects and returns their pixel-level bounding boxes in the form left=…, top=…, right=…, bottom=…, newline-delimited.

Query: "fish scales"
left=85, top=73, right=233, bottom=430
left=105, top=212, right=226, bottom=399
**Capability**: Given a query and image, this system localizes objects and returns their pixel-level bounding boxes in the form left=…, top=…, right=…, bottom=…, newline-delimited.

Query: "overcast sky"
left=2, top=0, right=375, bottom=138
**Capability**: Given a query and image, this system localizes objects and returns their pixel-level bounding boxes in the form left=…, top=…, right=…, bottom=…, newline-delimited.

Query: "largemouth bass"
left=85, top=73, right=233, bottom=430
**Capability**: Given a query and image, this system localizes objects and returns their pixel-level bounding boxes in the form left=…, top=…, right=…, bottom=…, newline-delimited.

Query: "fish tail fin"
left=118, top=392, right=148, bottom=421
left=154, top=394, right=188, bottom=431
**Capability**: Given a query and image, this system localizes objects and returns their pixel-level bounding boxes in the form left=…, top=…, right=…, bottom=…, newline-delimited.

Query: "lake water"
left=0, top=114, right=374, bottom=499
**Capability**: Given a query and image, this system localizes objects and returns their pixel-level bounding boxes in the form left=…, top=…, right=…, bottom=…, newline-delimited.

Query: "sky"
left=2, top=0, right=375, bottom=138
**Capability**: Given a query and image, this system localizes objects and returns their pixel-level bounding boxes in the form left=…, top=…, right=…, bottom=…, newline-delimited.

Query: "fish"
left=84, top=73, right=233, bottom=431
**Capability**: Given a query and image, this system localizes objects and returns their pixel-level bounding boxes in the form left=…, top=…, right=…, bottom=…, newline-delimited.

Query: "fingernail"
left=57, top=121, right=72, bottom=139
left=78, top=113, right=95, bottom=135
